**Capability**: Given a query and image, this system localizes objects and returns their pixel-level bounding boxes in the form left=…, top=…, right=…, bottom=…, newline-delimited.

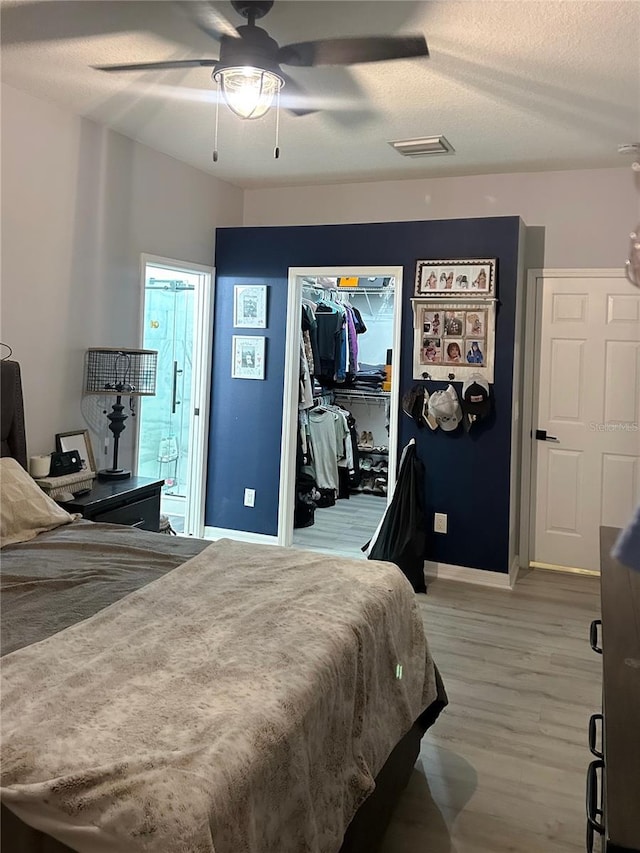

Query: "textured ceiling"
left=1, top=0, right=639, bottom=189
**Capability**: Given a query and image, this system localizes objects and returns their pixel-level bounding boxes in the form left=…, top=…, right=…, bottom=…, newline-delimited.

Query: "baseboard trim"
left=204, top=526, right=279, bottom=546
left=424, top=560, right=511, bottom=589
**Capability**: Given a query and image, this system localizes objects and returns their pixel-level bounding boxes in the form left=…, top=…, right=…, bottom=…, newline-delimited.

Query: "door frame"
left=137, top=253, right=214, bottom=537
left=277, top=265, right=404, bottom=547
left=520, top=267, right=627, bottom=572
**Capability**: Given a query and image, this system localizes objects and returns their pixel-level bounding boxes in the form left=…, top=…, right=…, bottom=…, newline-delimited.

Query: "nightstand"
left=58, top=476, right=164, bottom=532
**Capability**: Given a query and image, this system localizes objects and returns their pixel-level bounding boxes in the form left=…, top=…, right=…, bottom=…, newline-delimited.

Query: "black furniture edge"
left=590, top=527, right=640, bottom=853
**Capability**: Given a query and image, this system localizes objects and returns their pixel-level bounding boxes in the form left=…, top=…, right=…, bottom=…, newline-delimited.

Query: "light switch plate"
left=244, top=488, right=255, bottom=508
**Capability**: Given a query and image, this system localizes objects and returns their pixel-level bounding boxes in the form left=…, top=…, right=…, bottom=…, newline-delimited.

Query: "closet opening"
left=278, top=266, right=403, bottom=558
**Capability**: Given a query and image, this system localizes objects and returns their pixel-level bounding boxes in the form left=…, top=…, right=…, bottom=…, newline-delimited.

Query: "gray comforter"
left=1, top=521, right=208, bottom=655
left=1, top=528, right=438, bottom=853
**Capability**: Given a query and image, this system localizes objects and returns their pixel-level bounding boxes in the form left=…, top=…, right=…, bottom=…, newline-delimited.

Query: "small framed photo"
left=55, top=429, right=96, bottom=474
left=465, top=339, right=485, bottom=366
left=465, top=309, right=486, bottom=338
left=421, top=336, right=442, bottom=364
left=233, top=285, right=267, bottom=328
left=415, top=259, right=496, bottom=297
left=422, top=309, right=443, bottom=337
left=443, top=311, right=465, bottom=337
left=232, top=335, right=265, bottom=380
left=444, top=338, right=464, bottom=364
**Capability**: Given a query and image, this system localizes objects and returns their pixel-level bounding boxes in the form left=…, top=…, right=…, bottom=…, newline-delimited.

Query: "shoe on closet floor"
left=374, top=477, right=387, bottom=495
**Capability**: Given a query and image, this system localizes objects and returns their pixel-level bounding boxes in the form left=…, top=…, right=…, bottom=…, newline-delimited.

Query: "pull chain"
left=213, top=92, right=220, bottom=163
left=274, top=88, right=281, bottom=160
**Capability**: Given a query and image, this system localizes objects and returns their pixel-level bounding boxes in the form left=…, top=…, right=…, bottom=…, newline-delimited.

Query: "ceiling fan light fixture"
left=389, top=136, right=455, bottom=157
left=213, top=65, right=284, bottom=119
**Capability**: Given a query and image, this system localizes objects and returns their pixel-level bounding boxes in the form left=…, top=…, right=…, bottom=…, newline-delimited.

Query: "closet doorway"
left=278, top=266, right=403, bottom=557
left=136, top=254, right=214, bottom=537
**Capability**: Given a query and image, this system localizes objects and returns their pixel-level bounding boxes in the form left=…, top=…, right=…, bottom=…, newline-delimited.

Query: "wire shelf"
left=333, top=389, right=390, bottom=402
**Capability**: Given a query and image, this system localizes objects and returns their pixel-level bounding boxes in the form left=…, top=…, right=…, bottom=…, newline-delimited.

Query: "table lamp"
left=85, top=348, right=158, bottom=480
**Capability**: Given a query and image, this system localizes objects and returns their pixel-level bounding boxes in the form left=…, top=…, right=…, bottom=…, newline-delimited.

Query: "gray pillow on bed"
left=0, top=458, right=77, bottom=548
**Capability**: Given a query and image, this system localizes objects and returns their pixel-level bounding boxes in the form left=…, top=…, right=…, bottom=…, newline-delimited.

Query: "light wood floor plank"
left=292, top=492, right=386, bottom=557
left=380, top=569, right=601, bottom=853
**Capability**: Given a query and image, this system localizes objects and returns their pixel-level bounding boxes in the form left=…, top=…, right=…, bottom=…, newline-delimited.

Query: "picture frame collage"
left=232, top=285, right=268, bottom=380
left=411, top=258, right=497, bottom=383
left=420, top=307, right=488, bottom=368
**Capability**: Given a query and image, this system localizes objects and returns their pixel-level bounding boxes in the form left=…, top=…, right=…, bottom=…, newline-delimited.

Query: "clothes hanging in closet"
left=313, top=297, right=365, bottom=387
left=306, top=406, right=349, bottom=493
left=302, top=302, right=320, bottom=377
left=314, top=301, right=344, bottom=384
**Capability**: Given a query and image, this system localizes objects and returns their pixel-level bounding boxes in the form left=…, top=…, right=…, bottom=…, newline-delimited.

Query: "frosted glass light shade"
left=214, top=66, right=283, bottom=119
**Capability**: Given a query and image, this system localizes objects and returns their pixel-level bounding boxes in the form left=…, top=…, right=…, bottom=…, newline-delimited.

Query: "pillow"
left=0, top=457, right=77, bottom=548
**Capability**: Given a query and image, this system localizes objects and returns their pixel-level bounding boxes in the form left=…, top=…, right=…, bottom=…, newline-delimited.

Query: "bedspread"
left=1, top=520, right=208, bottom=655
left=1, top=539, right=437, bottom=853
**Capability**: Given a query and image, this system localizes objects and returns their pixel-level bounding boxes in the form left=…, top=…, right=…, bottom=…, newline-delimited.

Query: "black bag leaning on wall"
left=49, top=450, right=82, bottom=477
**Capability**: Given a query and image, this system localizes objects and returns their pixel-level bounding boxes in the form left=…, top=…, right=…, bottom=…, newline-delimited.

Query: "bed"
left=0, top=358, right=446, bottom=853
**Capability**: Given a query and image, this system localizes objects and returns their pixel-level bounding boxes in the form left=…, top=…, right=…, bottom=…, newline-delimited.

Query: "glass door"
left=138, top=260, right=211, bottom=535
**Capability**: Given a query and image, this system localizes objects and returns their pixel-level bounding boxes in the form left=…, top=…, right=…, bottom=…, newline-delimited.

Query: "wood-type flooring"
left=292, top=491, right=387, bottom=558
left=381, top=569, right=602, bottom=853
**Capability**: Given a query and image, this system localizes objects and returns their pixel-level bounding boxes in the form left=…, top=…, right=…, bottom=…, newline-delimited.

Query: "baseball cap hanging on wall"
left=426, top=385, right=462, bottom=432
left=402, top=385, right=428, bottom=428
left=461, top=374, right=491, bottom=430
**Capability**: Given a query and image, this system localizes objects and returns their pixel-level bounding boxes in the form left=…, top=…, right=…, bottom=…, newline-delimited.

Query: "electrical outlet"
left=244, top=488, right=255, bottom=508
left=434, top=512, right=448, bottom=534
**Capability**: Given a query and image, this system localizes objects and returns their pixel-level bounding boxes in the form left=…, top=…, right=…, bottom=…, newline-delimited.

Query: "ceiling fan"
left=93, top=0, right=429, bottom=120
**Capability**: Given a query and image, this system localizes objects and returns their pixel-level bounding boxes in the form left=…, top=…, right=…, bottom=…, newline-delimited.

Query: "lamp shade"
left=85, top=348, right=158, bottom=397
left=213, top=66, right=283, bottom=119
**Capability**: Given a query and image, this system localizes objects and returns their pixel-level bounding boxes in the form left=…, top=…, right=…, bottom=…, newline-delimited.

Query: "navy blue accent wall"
left=207, top=217, right=521, bottom=572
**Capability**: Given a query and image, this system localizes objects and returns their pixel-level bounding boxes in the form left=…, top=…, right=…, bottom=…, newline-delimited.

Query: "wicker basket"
left=34, top=471, right=96, bottom=500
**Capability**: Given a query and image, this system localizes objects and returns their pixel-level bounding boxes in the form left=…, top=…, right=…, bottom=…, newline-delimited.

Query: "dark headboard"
left=1, top=360, right=27, bottom=470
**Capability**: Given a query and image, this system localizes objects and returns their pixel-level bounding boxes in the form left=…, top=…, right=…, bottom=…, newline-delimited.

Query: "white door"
left=532, top=271, right=640, bottom=571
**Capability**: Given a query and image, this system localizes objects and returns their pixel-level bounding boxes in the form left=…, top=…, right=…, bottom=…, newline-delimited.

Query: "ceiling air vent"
left=389, top=135, right=454, bottom=157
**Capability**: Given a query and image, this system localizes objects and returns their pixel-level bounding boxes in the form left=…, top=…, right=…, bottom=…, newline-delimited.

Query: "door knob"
left=535, top=429, right=559, bottom=442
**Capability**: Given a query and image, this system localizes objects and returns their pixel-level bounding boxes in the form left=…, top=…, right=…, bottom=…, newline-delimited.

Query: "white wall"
left=0, top=83, right=243, bottom=461
left=243, top=167, right=637, bottom=268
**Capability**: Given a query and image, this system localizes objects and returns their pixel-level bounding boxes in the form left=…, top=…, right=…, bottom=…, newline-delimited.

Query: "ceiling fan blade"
left=93, top=59, right=218, bottom=73
left=279, top=35, right=428, bottom=68
left=280, top=73, right=319, bottom=117
left=174, top=1, right=240, bottom=41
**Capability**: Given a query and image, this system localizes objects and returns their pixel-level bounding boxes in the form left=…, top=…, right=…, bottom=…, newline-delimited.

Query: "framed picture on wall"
left=414, top=259, right=496, bottom=297
left=232, top=335, right=266, bottom=380
left=233, top=284, right=267, bottom=328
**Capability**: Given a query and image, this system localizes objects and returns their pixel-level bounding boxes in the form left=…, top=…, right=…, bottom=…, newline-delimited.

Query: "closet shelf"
left=357, top=446, right=389, bottom=455
left=333, top=389, right=390, bottom=402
